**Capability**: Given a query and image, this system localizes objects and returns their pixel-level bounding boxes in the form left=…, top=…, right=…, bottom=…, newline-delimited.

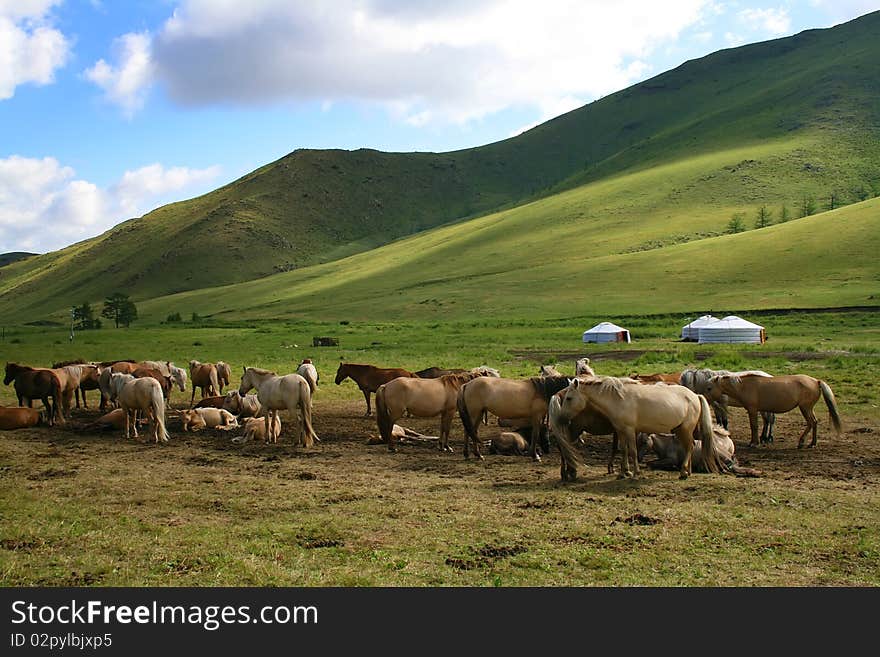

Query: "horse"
left=179, top=408, right=238, bottom=432
left=239, top=367, right=318, bottom=447
left=189, top=360, right=220, bottom=405
left=0, top=406, right=45, bottom=429
left=557, top=376, right=718, bottom=480
left=4, top=363, right=63, bottom=426
left=415, top=367, right=467, bottom=379
left=132, top=367, right=173, bottom=401
left=376, top=368, right=499, bottom=453
left=216, top=361, right=232, bottom=394
left=547, top=390, right=618, bottom=480
left=194, top=395, right=226, bottom=409
left=296, top=359, right=319, bottom=395
left=334, top=363, right=417, bottom=416
left=629, top=371, right=682, bottom=384
left=141, top=361, right=188, bottom=395
left=575, top=358, right=595, bottom=376
left=540, top=365, right=563, bottom=377
left=457, top=375, right=571, bottom=461
left=489, top=431, right=530, bottom=456
left=108, top=372, right=169, bottom=443
left=232, top=415, right=282, bottom=445
left=680, top=369, right=776, bottom=442
left=637, top=425, right=762, bottom=477
left=52, top=359, right=100, bottom=409
left=222, top=390, right=261, bottom=418
left=96, top=361, right=140, bottom=409
left=704, top=373, right=842, bottom=448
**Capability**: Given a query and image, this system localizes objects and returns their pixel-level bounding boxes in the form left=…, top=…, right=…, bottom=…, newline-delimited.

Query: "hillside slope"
left=1, top=11, right=879, bottom=322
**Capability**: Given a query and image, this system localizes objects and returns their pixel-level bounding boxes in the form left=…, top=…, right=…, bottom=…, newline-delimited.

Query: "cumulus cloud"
left=87, top=0, right=710, bottom=123
left=0, top=155, right=221, bottom=253
left=0, top=1, right=70, bottom=100
left=738, top=7, right=791, bottom=35
left=83, top=31, right=154, bottom=117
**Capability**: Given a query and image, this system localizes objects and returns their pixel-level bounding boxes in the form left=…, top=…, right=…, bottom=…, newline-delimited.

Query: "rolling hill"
left=1, top=10, right=879, bottom=323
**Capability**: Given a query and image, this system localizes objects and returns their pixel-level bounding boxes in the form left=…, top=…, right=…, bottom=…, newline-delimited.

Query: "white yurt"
left=582, top=321, right=632, bottom=344
left=680, top=314, right=719, bottom=341
left=697, top=315, right=766, bottom=344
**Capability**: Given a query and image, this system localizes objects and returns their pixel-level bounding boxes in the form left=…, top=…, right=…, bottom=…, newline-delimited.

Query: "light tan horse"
left=376, top=368, right=498, bottom=453
left=575, top=358, right=596, bottom=376
left=216, top=361, right=232, bottom=393
left=547, top=391, right=618, bottom=481
left=637, top=425, right=761, bottom=477
left=457, top=375, right=571, bottom=460
left=705, top=373, right=842, bottom=448
left=557, top=376, right=718, bottom=479
left=232, top=415, right=282, bottom=445
left=141, top=361, right=188, bottom=395
left=239, top=366, right=318, bottom=447
left=296, top=359, right=319, bottom=395
left=189, top=360, right=220, bottom=405
left=222, top=390, right=261, bottom=418
left=109, top=372, right=170, bottom=443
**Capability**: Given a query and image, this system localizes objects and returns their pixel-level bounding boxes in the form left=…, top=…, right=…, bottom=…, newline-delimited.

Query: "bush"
left=166, top=312, right=182, bottom=323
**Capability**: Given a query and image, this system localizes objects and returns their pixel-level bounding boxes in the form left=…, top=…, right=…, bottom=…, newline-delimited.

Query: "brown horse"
left=457, top=375, right=570, bottom=460
left=415, top=366, right=467, bottom=379
left=0, top=406, right=45, bottom=429
left=376, top=369, right=497, bottom=452
left=335, top=363, right=417, bottom=416
left=216, top=361, right=232, bottom=393
left=189, top=360, right=220, bottom=405
left=3, top=363, right=63, bottom=426
left=629, top=371, right=682, bottom=384
left=52, top=359, right=99, bottom=409
left=705, top=373, right=842, bottom=448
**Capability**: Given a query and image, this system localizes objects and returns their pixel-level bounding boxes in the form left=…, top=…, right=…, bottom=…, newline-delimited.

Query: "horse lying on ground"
left=335, top=362, right=417, bottom=416
left=637, top=425, right=762, bottom=477
left=240, top=366, right=318, bottom=446
left=705, top=373, right=842, bottom=448
left=367, top=424, right=437, bottom=445
left=0, top=406, right=45, bottom=429
left=489, top=431, right=530, bottom=456
left=232, top=415, right=282, bottom=445
left=222, top=391, right=261, bottom=418
left=179, top=408, right=238, bottom=432
left=109, top=372, right=169, bottom=444
left=629, top=371, right=682, bottom=384
left=4, top=363, right=62, bottom=425
left=194, top=396, right=226, bottom=409
left=189, top=360, right=221, bottom=405
left=680, top=368, right=776, bottom=442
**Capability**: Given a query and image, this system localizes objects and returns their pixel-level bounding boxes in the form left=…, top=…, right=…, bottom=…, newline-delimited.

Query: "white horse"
left=296, top=359, right=319, bottom=395
left=109, top=372, right=169, bottom=443
left=575, top=358, right=596, bottom=376
left=239, top=366, right=318, bottom=447
left=222, top=390, right=261, bottom=418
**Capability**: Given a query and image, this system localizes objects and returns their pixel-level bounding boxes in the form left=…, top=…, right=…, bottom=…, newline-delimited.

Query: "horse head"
left=109, top=372, right=134, bottom=400
left=703, top=375, right=727, bottom=402
left=560, top=378, right=588, bottom=418
left=3, top=362, right=17, bottom=385
left=171, top=366, right=188, bottom=392
left=239, top=367, right=254, bottom=395
left=334, top=363, right=348, bottom=385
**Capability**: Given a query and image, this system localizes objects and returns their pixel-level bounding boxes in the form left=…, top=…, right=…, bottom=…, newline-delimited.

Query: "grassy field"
left=2, top=312, right=879, bottom=586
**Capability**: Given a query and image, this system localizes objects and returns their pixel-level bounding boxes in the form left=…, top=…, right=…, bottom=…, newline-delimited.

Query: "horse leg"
left=529, top=418, right=542, bottom=462
left=190, top=385, right=196, bottom=407
left=807, top=406, right=819, bottom=448
left=440, top=412, right=453, bottom=453
left=360, top=388, right=372, bottom=416
left=747, top=409, right=760, bottom=447
left=674, top=427, right=694, bottom=480
left=607, top=432, right=618, bottom=475
left=618, top=429, right=635, bottom=479
left=796, top=406, right=813, bottom=448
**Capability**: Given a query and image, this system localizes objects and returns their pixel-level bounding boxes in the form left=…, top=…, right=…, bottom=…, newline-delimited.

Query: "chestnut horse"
left=4, top=363, right=63, bottom=425
left=189, top=360, right=220, bottom=405
left=334, top=363, right=417, bottom=416
left=216, top=361, right=232, bottom=394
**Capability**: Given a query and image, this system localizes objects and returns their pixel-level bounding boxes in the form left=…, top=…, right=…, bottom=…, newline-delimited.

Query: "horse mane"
left=53, top=358, right=86, bottom=368
left=578, top=375, right=640, bottom=398
left=246, top=366, right=276, bottom=376
left=530, top=375, right=573, bottom=400
left=96, top=359, right=136, bottom=368
left=441, top=372, right=480, bottom=389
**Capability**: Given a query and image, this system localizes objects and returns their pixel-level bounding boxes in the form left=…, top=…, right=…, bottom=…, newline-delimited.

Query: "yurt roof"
left=710, top=315, right=764, bottom=329
left=683, top=314, right=719, bottom=327
left=583, top=321, right=629, bottom=333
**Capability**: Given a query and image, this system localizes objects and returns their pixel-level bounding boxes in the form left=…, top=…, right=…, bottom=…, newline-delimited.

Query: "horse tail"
left=298, top=380, right=319, bottom=447
left=547, top=395, right=584, bottom=470
left=819, top=380, right=843, bottom=436
left=375, top=385, right=394, bottom=447
left=210, top=367, right=220, bottom=397
left=457, top=386, right=476, bottom=440
left=698, top=395, right=721, bottom=474
left=49, top=371, right=64, bottom=425
left=152, top=385, right=170, bottom=442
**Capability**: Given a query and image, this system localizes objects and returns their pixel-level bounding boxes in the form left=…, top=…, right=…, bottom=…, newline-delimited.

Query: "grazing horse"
left=189, top=360, right=220, bottom=405
left=222, top=390, right=261, bottom=418
left=637, top=425, right=761, bottom=477
left=680, top=369, right=776, bottom=442
left=575, top=358, right=595, bottom=376
left=216, top=361, right=232, bottom=394
left=415, top=366, right=467, bottom=379
left=376, top=368, right=499, bottom=453
left=109, top=372, right=169, bottom=443
left=457, top=375, right=571, bottom=461
left=334, top=363, right=417, bottom=416
left=296, top=359, right=319, bottom=395
left=548, top=390, right=618, bottom=479
left=0, top=406, right=45, bottom=429
left=557, top=376, right=718, bottom=480
left=4, top=363, right=63, bottom=425
left=705, top=373, right=842, bottom=448
left=239, top=367, right=318, bottom=447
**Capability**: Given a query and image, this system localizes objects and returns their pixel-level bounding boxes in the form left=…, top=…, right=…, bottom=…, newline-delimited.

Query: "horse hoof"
left=679, top=473, right=689, bottom=480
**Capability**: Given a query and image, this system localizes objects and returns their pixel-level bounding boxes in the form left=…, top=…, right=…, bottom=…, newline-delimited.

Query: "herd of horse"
left=2, top=355, right=843, bottom=482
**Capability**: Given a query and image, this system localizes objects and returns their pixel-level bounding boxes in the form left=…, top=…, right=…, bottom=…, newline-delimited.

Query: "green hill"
left=1, top=11, right=879, bottom=322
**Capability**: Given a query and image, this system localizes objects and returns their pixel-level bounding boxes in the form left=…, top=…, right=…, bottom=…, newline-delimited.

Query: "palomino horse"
left=457, top=375, right=571, bottom=460
left=216, top=361, right=232, bottom=394
left=189, top=360, right=220, bottom=405
left=575, top=358, right=595, bottom=376
left=232, top=415, right=282, bottom=445
left=52, top=359, right=101, bottom=409
left=239, top=367, right=318, bottom=447
left=4, top=363, right=63, bottom=425
left=637, top=425, right=761, bottom=477
left=705, top=373, right=842, bottom=448
left=96, top=361, right=140, bottom=409
left=376, top=368, right=499, bottom=453
left=109, top=372, right=170, bottom=443
left=334, top=363, right=417, bottom=416
left=547, top=391, right=618, bottom=480
left=557, top=376, right=718, bottom=480
left=296, top=359, right=319, bottom=395
left=680, top=368, right=776, bottom=442
left=540, top=365, right=563, bottom=377
left=141, top=361, right=188, bottom=395
left=222, top=390, right=261, bottom=418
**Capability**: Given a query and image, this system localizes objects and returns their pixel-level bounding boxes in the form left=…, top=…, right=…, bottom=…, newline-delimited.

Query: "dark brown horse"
left=415, top=367, right=467, bottom=379
left=335, top=363, right=417, bottom=415
left=3, top=363, right=63, bottom=426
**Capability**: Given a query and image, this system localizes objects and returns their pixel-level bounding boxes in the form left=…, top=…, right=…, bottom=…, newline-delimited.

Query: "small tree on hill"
left=72, top=302, right=100, bottom=330
left=726, top=213, right=746, bottom=234
left=779, top=203, right=791, bottom=223
left=102, top=292, right=138, bottom=328
left=754, top=205, right=773, bottom=229
left=799, top=195, right=816, bottom=218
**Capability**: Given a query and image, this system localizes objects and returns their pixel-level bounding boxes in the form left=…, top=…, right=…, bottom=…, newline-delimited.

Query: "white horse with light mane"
left=239, top=366, right=318, bottom=447
left=109, top=372, right=169, bottom=443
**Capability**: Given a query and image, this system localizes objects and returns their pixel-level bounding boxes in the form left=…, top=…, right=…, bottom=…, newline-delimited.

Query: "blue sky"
left=1, top=0, right=878, bottom=253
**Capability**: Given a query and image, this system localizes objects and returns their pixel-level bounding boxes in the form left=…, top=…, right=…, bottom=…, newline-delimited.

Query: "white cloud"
left=0, top=155, right=221, bottom=253
left=83, top=31, right=154, bottom=117
left=137, top=0, right=710, bottom=125
left=738, top=7, right=791, bottom=35
left=0, top=1, right=69, bottom=100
